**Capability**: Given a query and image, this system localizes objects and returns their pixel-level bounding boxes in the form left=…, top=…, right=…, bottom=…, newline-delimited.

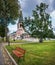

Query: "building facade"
left=15, top=20, right=30, bottom=39
left=10, top=11, right=30, bottom=40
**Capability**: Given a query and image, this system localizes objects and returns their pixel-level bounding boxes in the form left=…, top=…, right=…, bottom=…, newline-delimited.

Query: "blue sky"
left=8, top=0, right=55, bottom=33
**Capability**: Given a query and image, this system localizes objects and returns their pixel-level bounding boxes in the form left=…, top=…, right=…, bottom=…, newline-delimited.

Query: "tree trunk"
left=5, top=25, right=8, bottom=42
left=5, top=24, right=10, bottom=46
left=2, top=37, right=4, bottom=42
left=39, top=38, right=43, bottom=43
left=7, top=36, right=10, bottom=46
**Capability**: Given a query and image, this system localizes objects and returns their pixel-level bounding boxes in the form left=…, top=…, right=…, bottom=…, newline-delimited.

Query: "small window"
left=20, top=24, right=22, bottom=27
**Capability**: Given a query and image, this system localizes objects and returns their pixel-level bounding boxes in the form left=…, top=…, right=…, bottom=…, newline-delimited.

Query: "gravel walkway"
left=2, top=43, right=14, bottom=65
left=0, top=43, right=14, bottom=65
left=0, top=43, right=4, bottom=65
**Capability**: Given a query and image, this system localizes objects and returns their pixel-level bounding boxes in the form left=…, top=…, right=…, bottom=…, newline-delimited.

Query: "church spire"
left=17, top=10, right=23, bottom=29
left=19, top=10, right=23, bottom=22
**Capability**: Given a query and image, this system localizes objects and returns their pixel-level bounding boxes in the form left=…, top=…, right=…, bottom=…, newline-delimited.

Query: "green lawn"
left=6, top=40, right=55, bottom=65
left=10, top=39, right=31, bottom=43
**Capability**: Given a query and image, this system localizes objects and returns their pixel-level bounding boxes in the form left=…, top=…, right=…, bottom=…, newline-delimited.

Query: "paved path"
left=0, top=43, right=4, bottom=65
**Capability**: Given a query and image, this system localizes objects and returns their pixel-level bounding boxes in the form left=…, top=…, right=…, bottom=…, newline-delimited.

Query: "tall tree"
left=0, top=21, right=5, bottom=41
left=23, top=3, right=53, bottom=43
left=0, top=0, right=20, bottom=45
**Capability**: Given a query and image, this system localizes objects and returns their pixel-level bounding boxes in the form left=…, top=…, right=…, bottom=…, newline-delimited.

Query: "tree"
left=0, top=21, right=5, bottom=41
left=0, top=0, right=20, bottom=45
left=47, top=29, right=54, bottom=38
left=0, top=19, right=9, bottom=42
left=23, top=3, right=53, bottom=43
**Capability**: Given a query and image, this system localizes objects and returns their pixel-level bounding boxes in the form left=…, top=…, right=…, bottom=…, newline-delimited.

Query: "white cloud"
left=19, top=0, right=55, bottom=17
left=8, top=24, right=17, bottom=33
left=50, top=10, right=55, bottom=18
left=50, top=10, right=55, bottom=31
left=19, top=0, right=26, bottom=8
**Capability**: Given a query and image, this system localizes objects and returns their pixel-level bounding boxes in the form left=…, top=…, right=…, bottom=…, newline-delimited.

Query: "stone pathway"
left=0, top=43, right=4, bottom=65
left=2, top=43, right=13, bottom=65
left=0, top=43, right=14, bottom=65
left=2, top=47, right=13, bottom=65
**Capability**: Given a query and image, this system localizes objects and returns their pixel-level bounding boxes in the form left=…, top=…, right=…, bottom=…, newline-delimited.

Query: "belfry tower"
left=16, top=11, right=25, bottom=37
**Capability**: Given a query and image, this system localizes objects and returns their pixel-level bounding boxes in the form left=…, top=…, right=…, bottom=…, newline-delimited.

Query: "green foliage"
left=0, top=0, right=20, bottom=24
left=0, top=0, right=20, bottom=33
left=0, top=0, right=20, bottom=23
left=0, top=0, right=20, bottom=42
left=23, top=3, right=53, bottom=39
left=0, top=21, right=5, bottom=37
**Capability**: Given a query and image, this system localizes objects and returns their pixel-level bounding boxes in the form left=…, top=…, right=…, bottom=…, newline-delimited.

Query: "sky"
left=8, top=0, right=55, bottom=33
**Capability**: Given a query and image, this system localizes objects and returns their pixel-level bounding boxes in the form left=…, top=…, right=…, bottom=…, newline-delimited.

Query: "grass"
left=6, top=40, right=55, bottom=65
left=10, top=39, right=31, bottom=43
